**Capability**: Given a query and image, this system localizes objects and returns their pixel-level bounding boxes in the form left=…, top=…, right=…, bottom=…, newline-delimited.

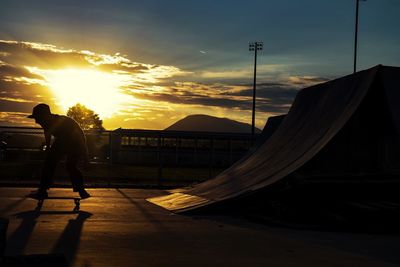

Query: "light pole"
left=354, top=0, right=366, bottom=73
left=249, top=41, right=263, bottom=142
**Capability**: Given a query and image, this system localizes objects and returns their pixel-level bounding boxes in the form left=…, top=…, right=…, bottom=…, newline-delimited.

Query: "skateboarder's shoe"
left=79, top=189, right=91, bottom=199
left=26, top=190, right=48, bottom=200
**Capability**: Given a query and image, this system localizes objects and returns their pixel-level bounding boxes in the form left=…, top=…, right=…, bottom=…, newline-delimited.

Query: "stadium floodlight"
left=248, top=42, right=263, bottom=141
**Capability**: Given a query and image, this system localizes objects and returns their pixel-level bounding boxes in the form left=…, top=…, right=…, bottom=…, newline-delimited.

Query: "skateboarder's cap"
left=28, top=103, right=51, bottom=119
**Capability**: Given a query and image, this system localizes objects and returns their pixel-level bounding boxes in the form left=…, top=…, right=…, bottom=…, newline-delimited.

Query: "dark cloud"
left=289, top=76, right=330, bottom=86
left=136, top=93, right=184, bottom=104
left=242, top=77, right=330, bottom=88
left=257, top=82, right=288, bottom=87
left=124, top=78, right=299, bottom=113
left=0, top=98, right=33, bottom=113
left=0, top=79, right=53, bottom=101
left=0, top=111, right=35, bottom=126
left=229, top=86, right=298, bottom=105
left=0, top=78, right=55, bottom=121
left=0, top=41, right=92, bottom=69
left=0, top=64, right=44, bottom=80
left=301, top=76, right=330, bottom=83
left=130, top=89, right=291, bottom=114
left=131, top=91, right=245, bottom=107
left=97, top=63, right=149, bottom=73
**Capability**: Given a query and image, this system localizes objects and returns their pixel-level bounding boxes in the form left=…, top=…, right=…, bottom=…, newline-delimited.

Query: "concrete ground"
left=1, top=187, right=399, bottom=267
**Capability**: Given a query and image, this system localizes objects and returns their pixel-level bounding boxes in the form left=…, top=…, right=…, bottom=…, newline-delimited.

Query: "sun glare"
left=41, top=68, right=128, bottom=118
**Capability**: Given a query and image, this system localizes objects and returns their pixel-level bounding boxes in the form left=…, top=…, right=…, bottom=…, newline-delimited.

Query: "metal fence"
left=0, top=126, right=256, bottom=187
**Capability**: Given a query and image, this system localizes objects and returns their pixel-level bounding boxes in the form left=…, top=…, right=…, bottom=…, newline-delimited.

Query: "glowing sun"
left=42, top=68, right=128, bottom=118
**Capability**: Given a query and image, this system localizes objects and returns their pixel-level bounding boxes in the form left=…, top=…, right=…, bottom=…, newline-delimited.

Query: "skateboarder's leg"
left=40, top=146, right=63, bottom=191
left=66, top=152, right=83, bottom=191
left=28, top=145, right=63, bottom=199
left=66, top=152, right=90, bottom=199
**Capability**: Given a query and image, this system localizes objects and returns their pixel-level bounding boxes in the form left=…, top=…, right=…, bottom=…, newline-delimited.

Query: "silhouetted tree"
left=67, top=103, right=104, bottom=131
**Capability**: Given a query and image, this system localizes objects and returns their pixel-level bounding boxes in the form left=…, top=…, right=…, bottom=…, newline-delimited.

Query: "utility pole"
left=249, top=41, right=263, bottom=142
left=354, top=0, right=366, bottom=73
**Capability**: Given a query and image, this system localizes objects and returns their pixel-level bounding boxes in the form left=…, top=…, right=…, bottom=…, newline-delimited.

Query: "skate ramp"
left=148, top=65, right=400, bottom=213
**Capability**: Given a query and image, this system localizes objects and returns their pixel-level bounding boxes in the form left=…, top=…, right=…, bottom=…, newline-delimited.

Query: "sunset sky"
left=0, top=0, right=399, bottom=130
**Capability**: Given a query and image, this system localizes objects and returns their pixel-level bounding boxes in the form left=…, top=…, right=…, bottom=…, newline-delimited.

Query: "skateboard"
left=32, top=196, right=81, bottom=212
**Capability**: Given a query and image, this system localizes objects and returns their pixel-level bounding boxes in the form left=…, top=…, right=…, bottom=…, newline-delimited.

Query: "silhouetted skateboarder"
left=26, top=103, right=91, bottom=200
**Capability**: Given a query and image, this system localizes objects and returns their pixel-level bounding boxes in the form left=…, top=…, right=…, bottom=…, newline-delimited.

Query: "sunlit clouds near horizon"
left=0, top=40, right=327, bottom=130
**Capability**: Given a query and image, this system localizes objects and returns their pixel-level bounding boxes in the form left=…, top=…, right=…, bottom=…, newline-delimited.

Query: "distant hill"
left=165, top=114, right=261, bottom=133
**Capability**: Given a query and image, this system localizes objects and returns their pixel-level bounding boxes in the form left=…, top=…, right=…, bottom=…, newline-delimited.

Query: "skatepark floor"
left=1, top=187, right=400, bottom=267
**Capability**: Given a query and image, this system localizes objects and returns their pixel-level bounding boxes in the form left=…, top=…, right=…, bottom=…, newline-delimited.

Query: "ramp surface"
left=148, top=65, right=400, bottom=213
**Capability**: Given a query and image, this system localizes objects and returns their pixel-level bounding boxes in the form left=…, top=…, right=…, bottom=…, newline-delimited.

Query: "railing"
left=0, top=126, right=256, bottom=187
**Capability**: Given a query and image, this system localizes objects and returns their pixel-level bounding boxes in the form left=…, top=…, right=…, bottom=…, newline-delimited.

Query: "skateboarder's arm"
left=44, top=130, right=52, bottom=151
